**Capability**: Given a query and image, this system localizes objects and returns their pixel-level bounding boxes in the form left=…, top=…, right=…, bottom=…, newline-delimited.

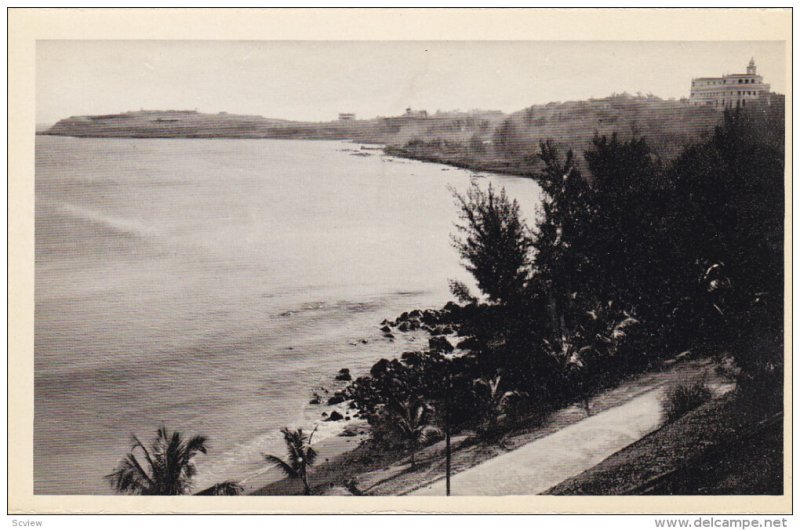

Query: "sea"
left=34, top=136, right=542, bottom=494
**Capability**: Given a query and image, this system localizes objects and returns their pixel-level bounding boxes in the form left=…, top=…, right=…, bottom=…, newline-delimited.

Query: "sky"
left=36, top=40, right=786, bottom=125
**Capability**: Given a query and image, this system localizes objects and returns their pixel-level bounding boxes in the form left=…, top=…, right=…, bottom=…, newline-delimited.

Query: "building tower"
left=690, top=58, right=770, bottom=109
left=747, top=57, right=757, bottom=75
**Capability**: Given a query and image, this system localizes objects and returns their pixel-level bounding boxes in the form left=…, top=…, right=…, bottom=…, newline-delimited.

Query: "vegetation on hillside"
left=342, top=104, right=784, bottom=494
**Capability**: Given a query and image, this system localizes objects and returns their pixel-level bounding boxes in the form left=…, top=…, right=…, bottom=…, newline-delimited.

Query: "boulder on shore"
left=327, top=394, right=346, bottom=405
left=326, top=411, right=344, bottom=422
left=335, top=368, right=352, bottom=381
left=429, top=336, right=454, bottom=353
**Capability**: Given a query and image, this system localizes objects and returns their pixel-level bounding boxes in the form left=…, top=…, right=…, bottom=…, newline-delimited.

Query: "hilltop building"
left=404, top=108, right=428, bottom=119
left=690, top=58, right=771, bottom=109
left=338, top=113, right=356, bottom=121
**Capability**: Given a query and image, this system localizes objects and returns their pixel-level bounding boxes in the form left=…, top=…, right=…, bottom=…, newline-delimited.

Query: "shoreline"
left=251, top=356, right=723, bottom=496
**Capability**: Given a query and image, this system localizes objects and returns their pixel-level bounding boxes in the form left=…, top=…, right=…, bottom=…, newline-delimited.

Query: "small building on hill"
left=338, top=113, right=356, bottom=121
left=404, top=108, right=428, bottom=119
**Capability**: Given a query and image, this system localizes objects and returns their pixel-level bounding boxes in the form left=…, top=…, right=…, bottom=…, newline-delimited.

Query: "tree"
left=583, top=133, right=668, bottom=316
left=451, top=182, right=532, bottom=305
left=473, top=375, right=520, bottom=439
left=264, top=427, right=318, bottom=495
left=532, top=141, right=595, bottom=353
left=668, top=108, right=784, bottom=375
left=387, top=398, right=430, bottom=468
left=107, top=426, right=208, bottom=495
left=421, top=356, right=477, bottom=496
left=195, top=480, right=245, bottom=496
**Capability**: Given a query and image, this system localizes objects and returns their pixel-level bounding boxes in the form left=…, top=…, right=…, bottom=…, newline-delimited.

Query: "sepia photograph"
left=8, top=7, right=792, bottom=516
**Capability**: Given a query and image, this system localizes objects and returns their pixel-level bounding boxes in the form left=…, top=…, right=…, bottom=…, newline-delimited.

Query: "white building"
left=690, top=58, right=770, bottom=109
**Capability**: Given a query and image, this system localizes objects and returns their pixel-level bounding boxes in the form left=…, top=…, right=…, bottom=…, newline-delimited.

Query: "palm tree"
left=107, top=426, right=208, bottom=495
left=474, top=375, right=519, bottom=438
left=264, top=427, right=317, bottom=495
left=389, top=398, right=428, bottom=468
left=194, top=480, right=245, bottom=496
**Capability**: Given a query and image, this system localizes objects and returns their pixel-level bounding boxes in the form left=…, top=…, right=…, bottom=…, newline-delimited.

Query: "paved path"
left=408, top=386, right=666, bottom=496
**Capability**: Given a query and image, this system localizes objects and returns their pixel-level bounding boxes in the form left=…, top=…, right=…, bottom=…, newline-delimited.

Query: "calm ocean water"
left=34, top=136, right=542, bottom=494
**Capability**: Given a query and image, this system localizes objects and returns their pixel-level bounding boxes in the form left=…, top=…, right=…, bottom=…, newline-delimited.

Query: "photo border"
left=8, top=7, right=793, bottom=514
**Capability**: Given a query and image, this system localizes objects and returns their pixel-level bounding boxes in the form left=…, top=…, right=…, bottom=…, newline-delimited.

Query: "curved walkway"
left=409, top=386, right=667, bottom=496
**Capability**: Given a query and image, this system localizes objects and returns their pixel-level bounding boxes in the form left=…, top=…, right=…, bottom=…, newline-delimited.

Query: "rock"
left=421, top=310, right=439, bottom=325
left=409, top=309, right=422, bottom=319
left=309, top=394, right=321, bottom=405
left=397, top=321, right=411, bottom=332
left=360, top=339, right=368, bottom=344
left=384, top=332, right=395, bottom=340
left=456, top=337, right=480, bottom=350
left=339, top=428, right=358, bottom=437
left=443, top=301, right=460, bottom=313
left=399, top=311, right=410, bottom=321
left=326, top=411, right=344, bottom=422
left=345, top=416, right=351, bottom=421
left=335, top=368, right=352, bottom=381
left=380, top=325, right=392, bottom=333
left=370, top=359, right=391, bottom=377
left=327, top=394, right=346, bottom=405
left=429, top=336, right=454, bottom=353
left=441, top=327, right=454, bottom=335
left=322, top=412, right=328, bottom=417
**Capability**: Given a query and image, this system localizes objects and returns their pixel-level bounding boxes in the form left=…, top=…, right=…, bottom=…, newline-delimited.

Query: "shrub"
left=661, top=377, right=712, bottom=423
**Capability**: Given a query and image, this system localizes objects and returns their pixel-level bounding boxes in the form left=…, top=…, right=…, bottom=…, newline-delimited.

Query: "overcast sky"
left=36, top=40, right=786, bottom=124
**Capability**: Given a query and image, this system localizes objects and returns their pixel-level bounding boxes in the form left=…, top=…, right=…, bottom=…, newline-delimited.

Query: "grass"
left=546, top=385, right=783, bottom=495
left=660, top=376, right=712, bottom=423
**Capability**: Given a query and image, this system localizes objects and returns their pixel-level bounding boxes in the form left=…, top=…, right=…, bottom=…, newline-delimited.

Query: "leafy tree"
left=264, top=427, right=318, bottom=495
left=668, top=109, right=784, bottom=374
left=421, top=356, right=478, bottom=496
left=107, top=426, right=208, bottom=495
left=584, top=133, right=670, bottom=318
left=531, top=141, right=595, bottom=357
left=448, top=279, right=478, bottom=305
left=469, top=133, right=487, bottom=155
left=451, top=182, right=532, bottom=305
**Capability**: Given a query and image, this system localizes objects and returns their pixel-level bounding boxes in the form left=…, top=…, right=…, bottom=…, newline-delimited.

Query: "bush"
left=661, top=377, right=712, bottom=423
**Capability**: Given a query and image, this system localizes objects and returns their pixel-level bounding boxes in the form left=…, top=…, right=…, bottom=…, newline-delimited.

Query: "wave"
left=51, top=201, right=159, bottom=240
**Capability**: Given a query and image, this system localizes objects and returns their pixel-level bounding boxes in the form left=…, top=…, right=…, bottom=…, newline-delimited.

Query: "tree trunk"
left=445, top=430, right=451, bottom=496
left=302, top=473, right=311, bottom=495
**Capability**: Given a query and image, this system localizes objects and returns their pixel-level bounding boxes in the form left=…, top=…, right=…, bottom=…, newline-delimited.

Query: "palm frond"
left=195, top=481, right=245, bottom=496
left=106, top=453, right=153, bottom=494
left=264, top=454, right=298, bottom=478
left=304, top=446, right=318, bottom=467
